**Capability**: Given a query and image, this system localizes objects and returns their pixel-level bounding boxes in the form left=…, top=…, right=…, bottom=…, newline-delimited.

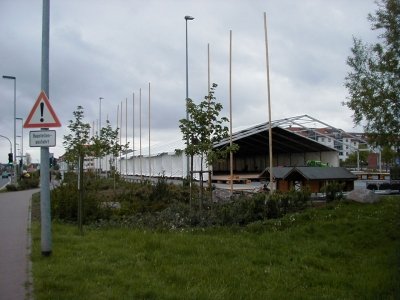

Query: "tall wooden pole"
left=125, top=97, right=128, bottom=177
left=139, top=88, right=142, bottom=181
left=229, top=30, right=234, bottom=195
left=148, top=82, right=151, bottom=178
left=120, top=101, right=122, bottom=174
left=264, top=12, right=274, bottom=194
left=132, top=92, right=135, bottom=176
left=207, top=43, right=212, bottom=199
left=208, top=43, right=210, bottom=93
left=115, top=103, right=119, bottom=189
left=99, top=97, right=103, bottom=174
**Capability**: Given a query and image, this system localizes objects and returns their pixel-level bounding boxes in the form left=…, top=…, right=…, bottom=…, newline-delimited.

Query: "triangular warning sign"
left=24, top=91, right=61, bottom=128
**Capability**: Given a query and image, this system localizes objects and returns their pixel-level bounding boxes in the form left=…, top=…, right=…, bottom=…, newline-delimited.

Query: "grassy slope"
left=32, top=197, right=400, bottom=299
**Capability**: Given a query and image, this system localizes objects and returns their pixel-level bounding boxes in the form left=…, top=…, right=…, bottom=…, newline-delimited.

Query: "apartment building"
left=287, top=127, right=366, bottom=161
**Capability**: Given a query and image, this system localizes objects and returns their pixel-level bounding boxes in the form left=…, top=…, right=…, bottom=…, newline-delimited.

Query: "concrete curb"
left=26, top=196, right=34, bottom=300
left=0, top=177, right=11, bottom=190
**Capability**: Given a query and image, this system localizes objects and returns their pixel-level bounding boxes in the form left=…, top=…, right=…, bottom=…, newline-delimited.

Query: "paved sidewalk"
left=0, top=189, right=38, bottom=300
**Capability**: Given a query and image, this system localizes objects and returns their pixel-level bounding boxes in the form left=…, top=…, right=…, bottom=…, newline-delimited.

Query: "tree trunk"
left=78, top=154, right=84, bottom=235
left=190, top=154, right=193, bottom=209
left=200, top=155, right=204, bottom=212
left=208, top=170, right=213, bottom=203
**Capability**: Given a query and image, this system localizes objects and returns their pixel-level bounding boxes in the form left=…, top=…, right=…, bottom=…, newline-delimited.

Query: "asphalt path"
left=0, top=189, right=38, bottom=300
left=0, top=177, right=10, bottom=189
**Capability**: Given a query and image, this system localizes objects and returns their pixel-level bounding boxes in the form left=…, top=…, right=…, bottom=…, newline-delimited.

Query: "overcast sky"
left=0, top=0, right=378, bottom=163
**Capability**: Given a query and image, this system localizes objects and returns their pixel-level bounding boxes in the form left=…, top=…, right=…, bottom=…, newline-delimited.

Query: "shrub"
left=266, top=198, right=279, bottom=219
left=211, top=194, right=267, bottom=226
left=50, top=174, right=314, bottom=229
left=267, top=189, right=310, bottom=216
left=62, top=171, right=77, bottom=183
left=289, top=187, right=310, bottom=210
left=322, top=182, right=345, bottom=202
left=18, top=177, right=39, bottom=190
left=6, top=184, right=18, bottom=191
left=4, top=178, right=39, bottom=192
left=51, top=184, right=78, bottom=222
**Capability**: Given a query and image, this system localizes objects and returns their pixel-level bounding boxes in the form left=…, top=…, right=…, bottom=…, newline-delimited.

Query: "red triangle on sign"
left=24, top=91, right=61, bottom=128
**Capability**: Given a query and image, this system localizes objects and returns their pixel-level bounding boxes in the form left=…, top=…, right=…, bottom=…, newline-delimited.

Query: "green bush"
left=267, top=189, right=310, bottom=216
left=6, top=184, right=18, bottom=191
left=63, top=171, right=77, bottom=184
left=289, top=187, right=310, bottom=210
left=322, top=182, right=345, bottom=202
left=266, top=198, right=279, bottom=219
left=50, top=174, right=314, bottom=229
left=51, top=183, right=113, bottom=224
left=4, top=177, right=39, bottom=192
left=51, top=184, right=78, bottom=222
left=18, top=177, right=40, bottom=190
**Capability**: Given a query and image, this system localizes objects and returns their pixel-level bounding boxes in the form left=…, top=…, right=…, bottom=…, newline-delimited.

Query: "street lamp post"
left=99, top=97, right=103, bottom=174
left=185, top=15, right=194, bottom=179
left=2, top=75, right=17, bottom=183
left=16, top=117, right=23, bottom=168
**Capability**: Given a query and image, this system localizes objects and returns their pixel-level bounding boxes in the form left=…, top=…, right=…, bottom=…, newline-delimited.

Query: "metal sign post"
left=23, top=0, right=60, bottom=257
left=40, top=0, right=52, bottom=257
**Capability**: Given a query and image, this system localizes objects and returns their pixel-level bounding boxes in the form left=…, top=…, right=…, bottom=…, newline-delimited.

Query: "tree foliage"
left=90, top=119, right=127, bottom=170
left=344, top=0, right=400, bottom=148
left=179, top=83, right=239, bottom=168
left=63, top=106, right=91, bottom=166
left=63, top=106, right=126, bottom=233
left=342, top=149, right=370, bottom=167
left=63, top=106, right=126, bottom=168
left=381, top=145, right=397, bottom=166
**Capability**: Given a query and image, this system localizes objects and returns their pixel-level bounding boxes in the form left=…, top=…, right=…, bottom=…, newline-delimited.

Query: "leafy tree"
left=63, top=106, right=126, bottom=232
left=179, top=83, right=239, bottom=205
left=381, top=145, right=397, bottom=170
left=63, top=106, right=91, bottom=233
left=63, top=106, right=91, bottom=168
left=342, top=149, right=369, bottom=168
left=344, top=0, right=400, bottom=148
left=90, top=119, right=127, bottom=174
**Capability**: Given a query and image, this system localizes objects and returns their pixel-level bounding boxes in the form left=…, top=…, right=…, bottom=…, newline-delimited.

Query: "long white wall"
left=118, top=153, right=209, bottom=180
left=116, top=150, right=339, bottom=180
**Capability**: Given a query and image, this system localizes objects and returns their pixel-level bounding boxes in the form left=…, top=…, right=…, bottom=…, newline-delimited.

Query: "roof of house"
left=261, top=167, right=293, bottom=179
left=286, top=167, right=358, bottom=180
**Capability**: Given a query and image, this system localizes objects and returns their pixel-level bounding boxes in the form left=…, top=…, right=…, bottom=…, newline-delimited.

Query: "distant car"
left=2, top=171, right=9, bottom=178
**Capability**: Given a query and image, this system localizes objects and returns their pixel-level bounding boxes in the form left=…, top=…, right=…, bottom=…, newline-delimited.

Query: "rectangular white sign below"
left=29, top=130, right=56, bottom=147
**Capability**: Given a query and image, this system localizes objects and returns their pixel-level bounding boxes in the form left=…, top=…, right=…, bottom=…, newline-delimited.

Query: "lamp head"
left=185, top=16, right=194, bottom=21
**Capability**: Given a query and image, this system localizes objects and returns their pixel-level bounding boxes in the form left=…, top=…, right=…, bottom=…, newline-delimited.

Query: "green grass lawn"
left=31, top=197, right=400, bottom=299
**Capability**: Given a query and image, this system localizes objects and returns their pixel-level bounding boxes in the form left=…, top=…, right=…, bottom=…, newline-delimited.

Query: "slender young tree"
left=63, top=106, right=91, bottom=166
left=63, top=107, right=127, bottom=232
left=179, top=83, right=239, bottom=206
left=91, top=119, right=127, bottom=174
left=344, top=0, right=400, bottom=148
left=63, top=106, right=91, bottom=233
